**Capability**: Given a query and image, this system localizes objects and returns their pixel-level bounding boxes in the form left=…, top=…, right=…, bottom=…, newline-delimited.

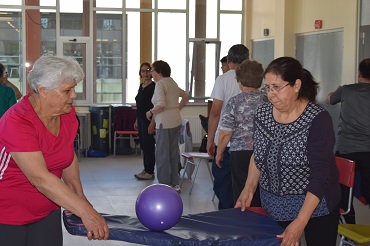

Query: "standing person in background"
left=134, top=62, right=156, bottom=180
left=0, top=64, right=22, bottom=100
left=236, top=57, right=340, bottom=246
left=146, top=60, right=189, bottom=193
left=326, top=58, right=370, bottom=223
left=0, top=55, right=109, bottom=246
left=220, top=56, right=230, bottom=74
left=216, top=59, right=267, bottom=205
left=207, top=44, right=250, bottom=209
left=0, top=63, right=17, bottom=117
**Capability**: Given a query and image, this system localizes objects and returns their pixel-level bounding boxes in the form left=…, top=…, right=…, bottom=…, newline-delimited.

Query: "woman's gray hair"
left=28, top=55, right=84, bottom=93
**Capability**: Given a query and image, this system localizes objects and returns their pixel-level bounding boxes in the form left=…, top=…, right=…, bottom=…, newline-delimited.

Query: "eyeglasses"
left=263, top=83, right=290, bottom=93
left=141, top=69, right=151, bottom=73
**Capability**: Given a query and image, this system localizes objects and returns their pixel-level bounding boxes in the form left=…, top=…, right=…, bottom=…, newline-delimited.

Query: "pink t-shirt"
left=0, top=94, right=78, bottom=225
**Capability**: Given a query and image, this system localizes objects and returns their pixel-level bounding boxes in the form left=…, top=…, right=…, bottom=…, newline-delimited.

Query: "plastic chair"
left=112, top=108, right=139, bottom=156
left=114, top=130, right=139, bottom=156
left=179, top=152, right=213, bottom=195
left=179, top=119, right=193, bottom=175
left=336, top=156, right=370, bottom=246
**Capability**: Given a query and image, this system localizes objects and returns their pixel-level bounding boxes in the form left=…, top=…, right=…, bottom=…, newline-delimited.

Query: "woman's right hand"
left=81, top=208, right=110, bottom=240
left=215, top=153, right=223, bottom=168
left=234, top=187, right=254, bottom=212
left=206, top=140, right=215, bottom=157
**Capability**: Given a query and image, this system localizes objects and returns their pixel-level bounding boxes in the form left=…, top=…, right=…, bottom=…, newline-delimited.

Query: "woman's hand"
left=81, top=208, right=110, bottom=240
left=146, top=110, right=152, bottom=121
left=277, top=192, right=317, bottom=245
left=215, top=153, right=223, bottom=168
left=148, top=120, right=155, bottom=135
left=276, top=218, right=305, bottom=246
left=206, top=140, right=215, bottom=157
left=234, top=187, right=254, bottom=211
left=134, top=120, right=138, bottom=130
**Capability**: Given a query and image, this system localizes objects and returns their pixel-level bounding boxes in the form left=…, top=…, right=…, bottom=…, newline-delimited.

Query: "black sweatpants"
left=137, top=117, right=156, bottom=174
left=0, top=209, right=62, bottom=246
left=230, top=150, right=261, bottom=206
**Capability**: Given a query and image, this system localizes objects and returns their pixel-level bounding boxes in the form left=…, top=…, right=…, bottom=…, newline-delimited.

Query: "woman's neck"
left=142, top=79, right=152, bottom=87
left=29, top=94, right=57, bottom=121
left=28, top=94, right=60, bottom=135
left=274, top=99, right=309, bottom=124
left=241, top=86, right=258, bottom=92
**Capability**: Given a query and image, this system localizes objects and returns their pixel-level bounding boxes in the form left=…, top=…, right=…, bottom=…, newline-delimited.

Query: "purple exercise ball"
left=135, top=184, right=183, bottom=231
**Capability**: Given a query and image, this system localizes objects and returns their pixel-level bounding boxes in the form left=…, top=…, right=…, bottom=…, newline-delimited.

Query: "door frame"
left=58, top=37, right=91, bottom=105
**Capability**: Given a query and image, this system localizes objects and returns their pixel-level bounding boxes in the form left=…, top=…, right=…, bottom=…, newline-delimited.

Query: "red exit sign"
left=315, top=20, right=323, bottom=29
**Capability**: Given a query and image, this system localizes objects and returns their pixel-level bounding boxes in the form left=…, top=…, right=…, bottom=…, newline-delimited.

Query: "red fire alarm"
left=314, top=20, right=323, bottom=29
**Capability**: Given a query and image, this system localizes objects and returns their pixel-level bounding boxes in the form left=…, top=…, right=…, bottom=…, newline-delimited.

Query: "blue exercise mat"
left=63, top=208, right=284, bottom=246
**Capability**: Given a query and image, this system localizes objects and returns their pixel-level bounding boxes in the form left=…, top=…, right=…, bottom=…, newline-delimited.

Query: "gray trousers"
left=155, top=124, right=182, bottom=186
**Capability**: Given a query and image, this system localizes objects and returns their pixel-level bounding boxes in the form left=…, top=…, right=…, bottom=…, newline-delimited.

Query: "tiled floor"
left=63, top=154, right=370, bottom=246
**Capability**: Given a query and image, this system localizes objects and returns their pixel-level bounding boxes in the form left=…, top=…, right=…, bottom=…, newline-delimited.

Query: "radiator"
left=184, top=116, right=204, bottom=145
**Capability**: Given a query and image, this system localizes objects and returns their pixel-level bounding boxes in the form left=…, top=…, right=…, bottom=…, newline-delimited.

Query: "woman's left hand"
left=215, top=153, right=223, bottom=168
left=276, top=218, right=305, bottom=246
left=81, top=208, right=110, bottom=240
left=146, top=111, right=152, bottom=121
left=148, top=122, right=155, bottom=134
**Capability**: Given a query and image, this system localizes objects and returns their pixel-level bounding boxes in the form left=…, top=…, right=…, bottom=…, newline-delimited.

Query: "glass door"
left=58, top=38, right=90, bottom=103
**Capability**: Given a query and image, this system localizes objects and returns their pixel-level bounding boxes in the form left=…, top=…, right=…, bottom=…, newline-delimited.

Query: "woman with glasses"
left=146, top=60, right=189, bottom=193
left=235, top=57, right=340, bottom=246
left=134, top=62, right=156, bottom=180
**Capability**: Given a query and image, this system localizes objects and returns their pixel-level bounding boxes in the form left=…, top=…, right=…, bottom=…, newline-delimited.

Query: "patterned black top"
left=254, top=102, right=340, bottom=221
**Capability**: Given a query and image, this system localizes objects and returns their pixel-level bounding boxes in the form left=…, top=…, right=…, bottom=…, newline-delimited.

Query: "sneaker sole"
left=136, top=176, right=155, bottom=180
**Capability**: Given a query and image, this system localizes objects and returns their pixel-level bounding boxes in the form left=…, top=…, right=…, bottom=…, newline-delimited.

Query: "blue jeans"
left=212, top=146, right=234, bottom=210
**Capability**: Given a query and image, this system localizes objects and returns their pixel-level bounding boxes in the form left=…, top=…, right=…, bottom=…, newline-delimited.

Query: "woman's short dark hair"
left=359, top=58, right=370, bottom=80
left=235, top=60, right=264, bottom=88
left=152, top=60, right=171, bottom=77
left=264, top=57, right=319, bottom=102
left=139, top=62, right=151, bottom=78
left=0, top=63, right=5, bottom=78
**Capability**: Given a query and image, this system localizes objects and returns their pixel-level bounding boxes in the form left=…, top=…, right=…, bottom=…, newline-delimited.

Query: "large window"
left=0, top=9, right=22, bottom=95
left=0, top=0, right=244, bottom=104
left=95, top=13, right=123, bottom=103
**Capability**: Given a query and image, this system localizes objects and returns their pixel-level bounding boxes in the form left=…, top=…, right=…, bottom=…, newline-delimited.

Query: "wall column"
left=194, top=0, right=206, bottom=99
left=25, top=0, right=41, bottom=93
left=140, top=1, right=152, bottom=64
left=274, top=0, right=295, bottom=58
